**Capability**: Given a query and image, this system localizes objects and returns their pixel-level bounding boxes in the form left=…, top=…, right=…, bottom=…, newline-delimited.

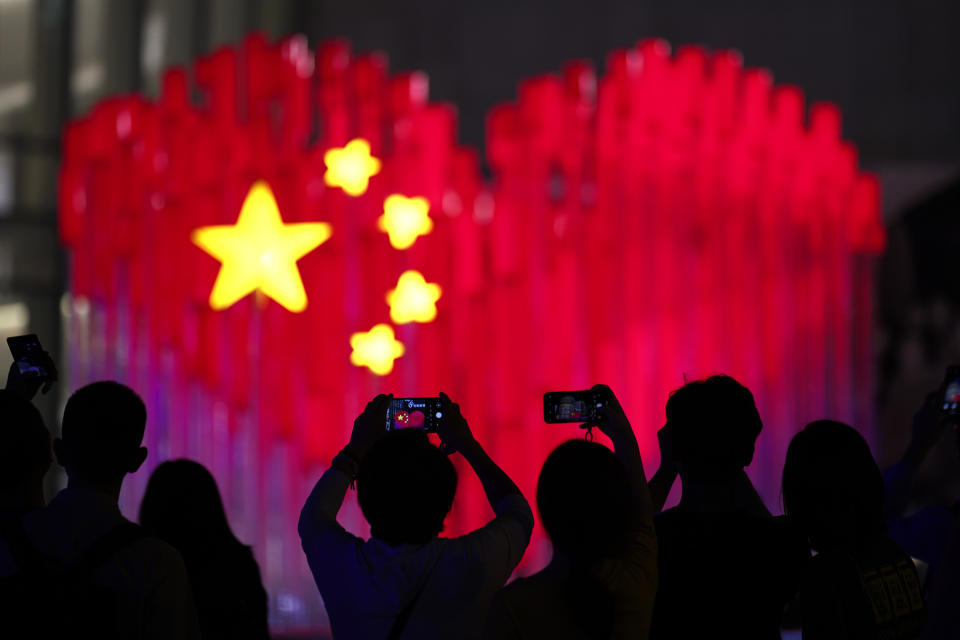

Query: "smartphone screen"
left=6, top=334, right=49, bottom=380
left=943, top=366, right=960, bottom=416
left=386, top=397, right=443, bottom=432
left=543, top=390, right=605, bottom=423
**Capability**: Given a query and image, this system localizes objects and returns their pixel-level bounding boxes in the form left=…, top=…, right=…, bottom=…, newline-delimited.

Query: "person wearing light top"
left=299, top=392, right=534, bottom=640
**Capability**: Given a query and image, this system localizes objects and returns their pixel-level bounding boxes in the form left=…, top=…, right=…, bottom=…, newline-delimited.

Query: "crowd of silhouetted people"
left=1, top=349, right=958, bottom=639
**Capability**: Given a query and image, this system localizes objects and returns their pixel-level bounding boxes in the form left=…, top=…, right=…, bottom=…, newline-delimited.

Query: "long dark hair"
left=537, top=440, right=634, bottom=636
left=139, top=459, right=243, bottom=560
left=782, top=420, right=885, bottom=552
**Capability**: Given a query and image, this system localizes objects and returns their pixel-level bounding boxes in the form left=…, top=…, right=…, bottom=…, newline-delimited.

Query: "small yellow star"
left=386, top=270, right=442, bottom=324
left=323, top=138, right=381, bottom=196
left=191, top=181, right=332, bottom=312
left=378, top=195, right=433, bottom=249
left=350, top=324, right=405, bottom=375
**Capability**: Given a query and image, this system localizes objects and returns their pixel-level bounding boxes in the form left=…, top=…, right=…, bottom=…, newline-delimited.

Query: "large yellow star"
left=378, top=195, right=433, bottom=249
left=386, top=270, right=442, bottom=324
left=323, top=139, right=381, bottom=196
left=350, top=324, right=405, bottom=375
left=191, top=181, right=332, bottom=312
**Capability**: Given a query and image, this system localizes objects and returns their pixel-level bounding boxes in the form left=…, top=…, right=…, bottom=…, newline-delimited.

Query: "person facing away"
left=648, top=375, right=807, bottom=640
left=139, top=459, right=269, bottom=640
left=0, top=389, right=51, bottom=531
left=484, top=385, right=658, bottom=640
left=299, top=392, right=534, bottom=640
left=11, top=381, right=200, bottom=639
left=783, top=420, right=926, bottom=640
left=882, top=389, right=959, bottom=588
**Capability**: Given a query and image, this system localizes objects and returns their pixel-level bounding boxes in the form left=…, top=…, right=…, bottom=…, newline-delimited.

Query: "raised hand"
left=346, top=393, right=393, bottom=460
left=581, top=384, right=637, bottom=448
left=436, top=392, right=476, bottom=454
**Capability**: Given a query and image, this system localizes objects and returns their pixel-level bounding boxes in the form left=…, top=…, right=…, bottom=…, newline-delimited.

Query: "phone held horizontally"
left=543, top=390, right=607, bottom=423
left=385, top=397, right=443, bottom=432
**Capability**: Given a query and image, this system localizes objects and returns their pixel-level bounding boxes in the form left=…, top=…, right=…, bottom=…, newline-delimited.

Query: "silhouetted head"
left=139, top=459, right=239, bottom=556
left=54, top=381, right=147, bottom=485
left=665, top=375, right=762, bottom=481
left=357, top=429, right=457, bottom=545
left=537, top=439, right=633, bottom=561
left=0, top=389, right=51, bottom=506
left=782, top=420, right=885, bottom=553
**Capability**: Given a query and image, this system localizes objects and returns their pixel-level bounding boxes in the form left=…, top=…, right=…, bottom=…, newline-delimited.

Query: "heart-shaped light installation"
left=58, top=33, right=885, bottom=630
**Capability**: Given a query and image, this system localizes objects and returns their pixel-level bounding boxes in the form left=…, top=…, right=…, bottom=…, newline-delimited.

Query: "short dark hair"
left=666, top=375, right=762, bottom=479
left=61, top=381, right=146, bottom=481
left=0, top=390, right=51, bottom=491
left=356, top=429, right=457, bottom=546
left=782, top=420, right=885, bottom=549
left=537, top=439, right=633, bottom=560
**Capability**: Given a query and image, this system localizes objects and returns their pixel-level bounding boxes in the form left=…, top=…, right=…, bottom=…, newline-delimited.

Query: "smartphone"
left=386, top=397, right=443, bottom=432
left=543, top=390, right=606, bottom=423
left=942, top=365, right=960, bottom=416
left=6, top=334, right=52, bottom=380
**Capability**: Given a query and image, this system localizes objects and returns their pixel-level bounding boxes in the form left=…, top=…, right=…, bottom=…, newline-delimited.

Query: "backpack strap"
left=70, top=522, right=148, bottom=576
left=386, top=577, right=428, bottom=640
left=386, top=550, right=442, bottom=640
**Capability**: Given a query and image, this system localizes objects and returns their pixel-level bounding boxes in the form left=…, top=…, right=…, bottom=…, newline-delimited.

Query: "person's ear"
left=52, top=437, right=68, bottom=467
left=128, top=446, right=148, bottom=473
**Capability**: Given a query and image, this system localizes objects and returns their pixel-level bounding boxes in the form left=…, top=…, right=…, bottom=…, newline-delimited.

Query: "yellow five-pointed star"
left=191, top=181, right=332, bottom=313
left=323, top=138, right=381, bottom=196
left=350, top=324, right=405, bottom=375
left=386, top=270, right=442, bottom=324
left=378, top=194, right=433, bottom=249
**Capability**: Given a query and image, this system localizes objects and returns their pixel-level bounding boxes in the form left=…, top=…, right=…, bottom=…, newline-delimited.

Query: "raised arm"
left=648, top=425, right=678, bottom=512
left=588, top=385, right=654, bottom=525
left=884, top=391, right=954, bottom=521
left=298, top=394, right=392, bottom=538
left=436, top=392, right=527, bottom=512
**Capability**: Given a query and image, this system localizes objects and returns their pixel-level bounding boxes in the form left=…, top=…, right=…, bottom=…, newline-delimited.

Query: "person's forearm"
left=648, top=466, right=677, bottom=513
left=458, top=438, right=523, bottom=509
left=610, top=432, right=654, bottom=522
left=883, top=458, right=918, bottom=521
left=298, top=467, right=352, bottom=538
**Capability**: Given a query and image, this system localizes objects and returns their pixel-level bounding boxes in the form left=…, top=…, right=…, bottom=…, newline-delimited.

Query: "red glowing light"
left=58, top=32, right=884, bottom=630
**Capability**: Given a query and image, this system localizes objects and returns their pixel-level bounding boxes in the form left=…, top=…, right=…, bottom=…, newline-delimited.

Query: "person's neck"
left=66, top=476, right=123, bottom=504
left=677, top=477, right=741, bottom=512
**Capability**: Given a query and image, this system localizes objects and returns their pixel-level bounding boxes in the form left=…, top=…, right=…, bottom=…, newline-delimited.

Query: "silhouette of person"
left=139, top=459, right=269, bottom=640
left=783, top=420, right=926, bottom=640
left=299, top=393, right=534, bottom=640
left=649, top=375, right=806, bottom=640
left=484, top=385, right=657, bottom=640
left=11, top=381, right=200, bottom=638
left=883, top=390, right=959, bottom=586
left=0, top=390, right=51, bottom=530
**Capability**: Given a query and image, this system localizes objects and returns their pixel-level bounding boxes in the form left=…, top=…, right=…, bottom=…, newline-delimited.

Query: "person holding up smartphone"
left=485, top=384, right=657, bottom=640
left=5, top=334, right=57, bottom=402
left=298, top=392, right=533, bottom=640
left=0, top=334, right=56, bottom=534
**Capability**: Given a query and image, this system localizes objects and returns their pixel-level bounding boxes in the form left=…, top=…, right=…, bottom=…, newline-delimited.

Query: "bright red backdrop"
left=58, top=33, right=884, bottom=630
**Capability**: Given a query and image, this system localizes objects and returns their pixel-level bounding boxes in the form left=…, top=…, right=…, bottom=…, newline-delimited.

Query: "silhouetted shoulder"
left=486, top=572, right=585, bottom=640
left=652, top=509, right=806, bottom=640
